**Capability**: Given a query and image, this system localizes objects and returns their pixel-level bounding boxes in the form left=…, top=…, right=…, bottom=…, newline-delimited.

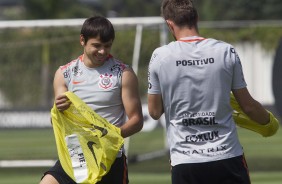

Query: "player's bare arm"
left=148, top=94, right=164, bottom=120
left=120, top=68, right=143, bottom=138
left=53, top=68, right=71, bottom=111
left=232, top=87, right=270, bottom=124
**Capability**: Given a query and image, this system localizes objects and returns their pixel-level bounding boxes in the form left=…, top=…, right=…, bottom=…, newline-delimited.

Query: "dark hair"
left=80, top=15, right=115, bottom=43
left=161, top=0, right=198, bottom=28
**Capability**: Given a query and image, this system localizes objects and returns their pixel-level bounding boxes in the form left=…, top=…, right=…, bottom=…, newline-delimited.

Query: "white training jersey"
left=60, top=54, right=129, bottom=128
left=148, top=36, right=247, bottom=166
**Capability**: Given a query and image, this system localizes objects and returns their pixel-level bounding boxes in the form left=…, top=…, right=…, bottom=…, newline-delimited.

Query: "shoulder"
left=107, top=55, right=129, bottom=72
left=59, top=55, right=83, bottom=72
left=204, top=38, right=238, bottom=57
left=204, top=38, right=233, bottom=48
left=150, top=44, right=173, bottom=64
left=155, top=43, right=174, bottom=55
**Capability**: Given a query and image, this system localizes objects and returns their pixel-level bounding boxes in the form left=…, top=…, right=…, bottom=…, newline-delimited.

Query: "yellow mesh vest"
left=230, top=93, right=279, bottom=137
left=51, top=91, right=124, bottom=183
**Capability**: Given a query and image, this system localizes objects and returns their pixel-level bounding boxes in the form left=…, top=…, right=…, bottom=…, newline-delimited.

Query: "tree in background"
left=99, top=0, right=161, bottom=17
left=1, top=0, right=282, bottom=109
left=195, top=0, right=282, bottom=20
left=3, top=0, right=281, bottom=20
left=24, top=0, right=94, bottom=19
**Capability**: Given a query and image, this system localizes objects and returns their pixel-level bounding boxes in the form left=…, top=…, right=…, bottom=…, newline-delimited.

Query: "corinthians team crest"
left=99, top=73, right=113, bottom=89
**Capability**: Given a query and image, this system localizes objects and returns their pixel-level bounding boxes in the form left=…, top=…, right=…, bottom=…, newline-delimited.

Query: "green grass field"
left=0, top=126, right=282, bottom=184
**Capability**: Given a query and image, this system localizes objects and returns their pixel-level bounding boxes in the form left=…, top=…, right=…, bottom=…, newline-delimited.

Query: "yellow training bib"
left=230, top=93, right=279, bottom=137
left=51, top=91, right=124, bottom=183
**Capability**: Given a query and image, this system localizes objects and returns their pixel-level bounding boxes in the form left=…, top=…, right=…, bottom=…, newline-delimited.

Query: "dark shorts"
left=171, top=155, right=251, bottom=184
left=42, top=154, right=128, bottom=184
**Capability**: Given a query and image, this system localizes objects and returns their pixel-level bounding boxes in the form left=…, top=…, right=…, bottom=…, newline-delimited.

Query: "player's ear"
left=80, top=34, right=85, bottom=46
left=166, top=20, right=173, bottom=28
left=166, top=20, right=176, bottom=40
left=166, top=20, right=174, bottom=32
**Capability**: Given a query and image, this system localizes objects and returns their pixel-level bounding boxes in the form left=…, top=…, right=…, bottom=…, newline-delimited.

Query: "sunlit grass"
left=0, top=126, right=281, bottom=183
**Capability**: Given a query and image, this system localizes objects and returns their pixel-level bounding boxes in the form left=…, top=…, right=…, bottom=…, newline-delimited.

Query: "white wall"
left=234, top=42, right=275, bottom=105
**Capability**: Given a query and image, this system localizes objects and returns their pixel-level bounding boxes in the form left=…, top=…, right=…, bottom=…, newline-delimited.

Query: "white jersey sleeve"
left=229, top=47, right=247, bottom=89
left=148, top=47, right=170, bottom=94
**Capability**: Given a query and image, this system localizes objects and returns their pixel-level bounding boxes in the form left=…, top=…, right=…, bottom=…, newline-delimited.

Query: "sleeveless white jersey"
left=60, top=55, right=128, bottom=128
left=148, top=36, right=247, bottom=166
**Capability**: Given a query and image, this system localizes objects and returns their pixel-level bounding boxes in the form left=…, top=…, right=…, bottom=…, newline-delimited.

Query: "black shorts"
left=42, top=154, right=128, bottom=184
left=171, top=155, right=251, bottom=184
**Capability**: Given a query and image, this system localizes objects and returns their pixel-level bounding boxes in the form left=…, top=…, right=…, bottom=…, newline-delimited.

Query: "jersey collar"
left=178, top=36, right=205, bottom=42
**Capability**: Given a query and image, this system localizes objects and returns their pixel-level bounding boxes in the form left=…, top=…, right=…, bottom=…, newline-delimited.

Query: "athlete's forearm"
left=148, top=94, right=164, bottom=120
left=120, top=116, right=143, bottom=138
left=231, top=88, right=269, bottom=125
left=241, top=100, right=270, bottom=125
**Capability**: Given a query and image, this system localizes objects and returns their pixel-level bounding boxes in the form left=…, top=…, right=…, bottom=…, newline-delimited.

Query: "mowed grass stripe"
left=0, top=125, right=281, bottom=184
left=0, top=169, right=282, bottom=184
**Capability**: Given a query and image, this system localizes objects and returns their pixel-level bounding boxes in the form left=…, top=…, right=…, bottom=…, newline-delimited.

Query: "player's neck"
left=175, top=27, right=199, bottom=40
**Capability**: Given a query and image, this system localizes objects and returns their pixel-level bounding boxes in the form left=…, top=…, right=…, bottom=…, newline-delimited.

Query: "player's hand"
left=230, top=93, right=279, bottom=137
left=55, top=94, right=71, bottom=111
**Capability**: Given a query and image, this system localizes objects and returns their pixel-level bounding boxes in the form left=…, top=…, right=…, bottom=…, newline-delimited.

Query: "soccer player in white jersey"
left=147, top=0, right=272, bottom=183
left=40, top=15, right=143, bottom=184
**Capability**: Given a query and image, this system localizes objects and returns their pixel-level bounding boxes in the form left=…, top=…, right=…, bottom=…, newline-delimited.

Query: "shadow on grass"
left=128, top=154, right=282, bottom=173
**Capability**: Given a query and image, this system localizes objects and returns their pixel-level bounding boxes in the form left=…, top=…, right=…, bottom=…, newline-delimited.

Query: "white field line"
left=0, top=160, right=56, bottom=168
left=0, top=149, right=168, bottom=168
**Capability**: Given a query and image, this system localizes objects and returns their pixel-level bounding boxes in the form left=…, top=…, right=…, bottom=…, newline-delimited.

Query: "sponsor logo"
left=182, top=117, right=217, bottom=126
left=87, top=141, right=107, bottom=171
left=90, top=124, right=108, bottom=137
left=181, top=111, right=217, bottom=126
left=176, top=57, right=215, bottom=66
left=182, top=145, right=228, bottom=156
left=185, top=131, right=219, bottom=143
left=72, top=80, right=85, bottom=85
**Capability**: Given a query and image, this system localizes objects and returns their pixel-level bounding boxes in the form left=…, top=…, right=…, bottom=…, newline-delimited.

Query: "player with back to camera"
left=40, top=15, right=143, bottom=184
left=147, top=0, right=278, bottom=183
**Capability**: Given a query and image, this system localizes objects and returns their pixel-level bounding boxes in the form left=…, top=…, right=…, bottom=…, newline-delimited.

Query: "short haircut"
left=80, top=15, right=115, bottom=43
left=161, top=0, right=198, bottom=28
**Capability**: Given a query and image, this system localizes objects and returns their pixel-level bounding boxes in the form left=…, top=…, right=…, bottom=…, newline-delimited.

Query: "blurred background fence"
left=0, top=18, right=282, bottom=127
left=0, top=0, right=282, bottom=183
